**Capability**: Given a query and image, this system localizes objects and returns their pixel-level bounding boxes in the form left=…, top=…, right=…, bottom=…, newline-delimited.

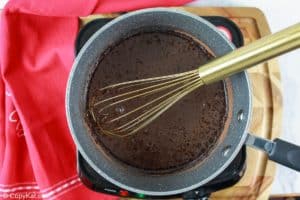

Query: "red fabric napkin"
left=0, top=0, right=192, bottom=199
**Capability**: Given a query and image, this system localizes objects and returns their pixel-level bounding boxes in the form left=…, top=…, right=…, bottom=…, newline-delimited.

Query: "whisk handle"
left=198, top=23, right=300, bottom=84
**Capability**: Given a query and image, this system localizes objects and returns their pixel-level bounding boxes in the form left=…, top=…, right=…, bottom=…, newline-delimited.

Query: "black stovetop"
left=75, top=15, right=246, bottom=200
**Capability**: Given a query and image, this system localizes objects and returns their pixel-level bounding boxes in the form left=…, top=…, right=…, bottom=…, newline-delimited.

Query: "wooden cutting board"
left=81, top=7, right=282, bottom=200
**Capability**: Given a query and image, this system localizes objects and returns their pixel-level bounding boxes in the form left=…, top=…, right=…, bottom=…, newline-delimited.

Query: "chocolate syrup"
left=86, top=31, right=228, bottom=172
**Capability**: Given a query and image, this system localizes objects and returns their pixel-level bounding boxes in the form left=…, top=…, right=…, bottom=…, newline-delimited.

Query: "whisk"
left=92, top=23, right=300, bottom=137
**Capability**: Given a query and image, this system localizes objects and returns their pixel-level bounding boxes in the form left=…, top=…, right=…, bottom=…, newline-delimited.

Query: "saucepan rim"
left=66, top=8, right=251, bottom=196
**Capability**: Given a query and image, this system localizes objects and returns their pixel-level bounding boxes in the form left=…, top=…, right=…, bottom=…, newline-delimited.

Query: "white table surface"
left=0, top=1, right=6, bottom=10
left=1, top=0, right=299, bottom=195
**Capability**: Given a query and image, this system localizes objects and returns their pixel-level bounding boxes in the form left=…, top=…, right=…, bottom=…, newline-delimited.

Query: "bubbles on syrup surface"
left=115, top=105, right=125, bottom=114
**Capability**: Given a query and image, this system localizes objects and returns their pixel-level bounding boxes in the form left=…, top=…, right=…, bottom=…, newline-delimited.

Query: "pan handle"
left=245, top=134, right=300, bottom=172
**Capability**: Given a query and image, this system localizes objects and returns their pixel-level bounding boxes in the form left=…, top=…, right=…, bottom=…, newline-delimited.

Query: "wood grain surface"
left=81, top=7, right=282, bottom=200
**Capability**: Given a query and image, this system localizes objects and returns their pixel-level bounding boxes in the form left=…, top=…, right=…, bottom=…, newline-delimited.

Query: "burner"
left=75, top=15, right=246, bottom=199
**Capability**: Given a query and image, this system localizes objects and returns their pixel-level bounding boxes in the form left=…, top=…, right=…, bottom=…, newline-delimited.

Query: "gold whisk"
left=92, top=23, right=300, bottom=137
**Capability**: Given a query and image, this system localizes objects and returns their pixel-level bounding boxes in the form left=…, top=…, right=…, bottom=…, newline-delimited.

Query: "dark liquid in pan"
left=86, top=31, right=228, bottom=171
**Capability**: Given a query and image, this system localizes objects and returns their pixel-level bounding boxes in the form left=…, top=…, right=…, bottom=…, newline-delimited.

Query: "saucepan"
left=66, top=8, right=300, bottom=196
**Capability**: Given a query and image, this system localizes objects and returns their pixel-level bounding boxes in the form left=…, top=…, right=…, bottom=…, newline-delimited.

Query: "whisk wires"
left=91, top=69, right=203, bottom=137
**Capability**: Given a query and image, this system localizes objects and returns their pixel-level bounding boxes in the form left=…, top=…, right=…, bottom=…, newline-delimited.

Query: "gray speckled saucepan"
left=66, top=8, right=300, bottom=197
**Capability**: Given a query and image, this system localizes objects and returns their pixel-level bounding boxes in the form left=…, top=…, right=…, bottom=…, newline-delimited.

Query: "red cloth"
left=0, top=0, right=192, bottom=199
